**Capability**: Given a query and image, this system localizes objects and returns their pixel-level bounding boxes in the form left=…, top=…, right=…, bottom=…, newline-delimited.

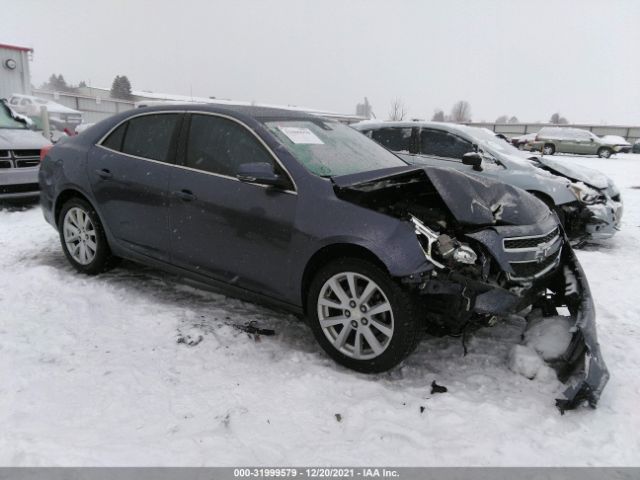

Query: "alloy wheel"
left=317, top=272, right=394, bottom=360
left=63, top=207, right=98, bottom=265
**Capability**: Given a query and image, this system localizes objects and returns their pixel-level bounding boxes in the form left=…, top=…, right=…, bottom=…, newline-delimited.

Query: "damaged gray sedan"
left=40, top=105, right=607, bottom=411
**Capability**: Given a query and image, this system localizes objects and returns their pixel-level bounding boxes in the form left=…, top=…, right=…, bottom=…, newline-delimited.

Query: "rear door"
left=89, top=112, right=183, bottom=261
left=168, top=113, right=298, bottom=300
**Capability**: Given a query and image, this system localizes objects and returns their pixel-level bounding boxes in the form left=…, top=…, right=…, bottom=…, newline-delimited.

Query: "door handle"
left=95, top=168, right=113, bottom=180
left=174, top=189, right=196, bottom=201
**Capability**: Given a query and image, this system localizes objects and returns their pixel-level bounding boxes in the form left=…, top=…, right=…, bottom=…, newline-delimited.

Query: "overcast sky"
left=4, top=0, right=639, bottom=124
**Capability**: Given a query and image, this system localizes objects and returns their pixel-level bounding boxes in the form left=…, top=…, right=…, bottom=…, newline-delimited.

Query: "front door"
left=168, top=113, right=298, bottom=300
left=88, top=112, right=183, bottom=261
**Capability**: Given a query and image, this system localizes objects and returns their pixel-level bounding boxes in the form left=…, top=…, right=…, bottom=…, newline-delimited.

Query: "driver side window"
left=186, top=114, right=280, bottom=179
left=419, top=129, right=472, bottom=160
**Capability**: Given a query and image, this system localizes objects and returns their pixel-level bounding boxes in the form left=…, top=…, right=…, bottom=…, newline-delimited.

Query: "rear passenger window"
left=186, top=114, right=275, bottom=177
left=371, top=127, right=413, bottom=152
left=119, top=114, right=180, bottom=162
left=102, top=123, right=127, bottom=151
left=420, top=129, right=473, bottom=160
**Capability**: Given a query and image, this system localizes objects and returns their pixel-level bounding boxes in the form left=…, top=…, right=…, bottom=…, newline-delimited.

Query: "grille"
left=13, top=150, right=41, bottom=158
left=16, top=159, right=40, bottom=168
left=0, top=160, right=11, bottom=169
left=510, top=252, right=560, bottom=279
left=0, top=183, right=39, bottom=194
left=0, top=150, right=9, bottom=158
left=504, top=227, right=559, bottom=250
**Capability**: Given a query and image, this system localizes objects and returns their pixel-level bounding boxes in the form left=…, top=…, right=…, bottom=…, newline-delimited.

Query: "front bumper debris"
left=553, top=248, right=609, bottom=413
left=403, top=237, right=609, bottom=412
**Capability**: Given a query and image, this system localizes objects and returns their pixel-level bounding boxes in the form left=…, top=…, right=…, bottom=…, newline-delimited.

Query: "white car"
left=8, top=94, right=83, bottom=131
left=0, top=100, right=51, bottom=199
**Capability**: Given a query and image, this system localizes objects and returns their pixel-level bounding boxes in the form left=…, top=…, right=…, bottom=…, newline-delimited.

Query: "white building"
left=0, top=43, right=32, bottom=99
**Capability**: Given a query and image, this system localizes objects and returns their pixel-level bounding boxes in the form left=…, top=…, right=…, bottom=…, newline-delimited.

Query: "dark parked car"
left=40, top=105, right=608, bottom=410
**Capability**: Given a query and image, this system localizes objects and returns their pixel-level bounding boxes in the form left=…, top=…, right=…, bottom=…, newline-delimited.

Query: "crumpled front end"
left=405, top=214, right=609, bottom=411
left=562, top=189, right=623, bottom=242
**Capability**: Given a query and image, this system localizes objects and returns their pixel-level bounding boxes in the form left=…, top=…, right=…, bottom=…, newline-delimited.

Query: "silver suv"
left=533, top=127, right=628, bottom=158
left=0, top=100, right=50, bottom=199
left=352, top=121, right=622, bottom=242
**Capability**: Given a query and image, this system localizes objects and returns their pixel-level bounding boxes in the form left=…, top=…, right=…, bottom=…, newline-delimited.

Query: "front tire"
left=597, top=147, right=612, bottom=158
left=306, top=258, right=423, bottom=373
left=58, top=197, right=117, bottom=275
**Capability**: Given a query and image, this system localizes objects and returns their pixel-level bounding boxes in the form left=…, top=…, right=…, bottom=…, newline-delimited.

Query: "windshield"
left=265, top=120, right=406, bottom=177
left=462, top=126, right=521, bottom=155
left=0, top=102, right=28, bottom=129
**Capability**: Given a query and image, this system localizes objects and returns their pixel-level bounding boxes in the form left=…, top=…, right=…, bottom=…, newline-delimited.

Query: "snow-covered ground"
left=1, top=154, right=640, bottom=466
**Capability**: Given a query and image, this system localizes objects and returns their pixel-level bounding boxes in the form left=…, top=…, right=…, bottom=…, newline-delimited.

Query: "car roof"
left=131, top=103, right=326, bottom=122
left=352, top=120, right=475, bottom=136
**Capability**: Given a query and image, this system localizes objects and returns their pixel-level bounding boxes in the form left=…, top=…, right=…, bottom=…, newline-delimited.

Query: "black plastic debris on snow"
left=234, top=321, right=276, bottom=337
left=335, top=413, right=342, bottom=422
left=431, top=381, right=448, bottom=394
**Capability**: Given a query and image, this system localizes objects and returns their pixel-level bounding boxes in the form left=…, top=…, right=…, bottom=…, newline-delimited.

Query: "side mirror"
left=236, top=162, right=289, bottom=189
left=462, top=152, right=483, bottom=171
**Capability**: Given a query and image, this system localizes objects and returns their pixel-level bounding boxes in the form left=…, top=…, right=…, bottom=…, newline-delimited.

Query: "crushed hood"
left=534, top=157, right=610, bottom=190
left=332, top=166, right=549, bottom=227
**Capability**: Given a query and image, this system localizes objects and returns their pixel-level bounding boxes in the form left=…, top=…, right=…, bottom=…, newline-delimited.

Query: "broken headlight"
left=569, top=183, right=604, bottom=205
left=410, top=215, right=478, bottom=268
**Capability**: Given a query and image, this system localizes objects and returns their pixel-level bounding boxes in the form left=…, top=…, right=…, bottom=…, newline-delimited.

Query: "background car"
left=8, top=94, right=83, bottom=132
left=353, top=121, right=622, bottom=242
left=634, top=139, right=640, bottom=154
left=38, top=104, right=606, bottom=409
left=0, top=100, right=50, bottom=199
left=511, top=132, right=538, bottom=151
left=531, top=127, right=627, bottom=158
left=601, top=135, right=631, bottom=153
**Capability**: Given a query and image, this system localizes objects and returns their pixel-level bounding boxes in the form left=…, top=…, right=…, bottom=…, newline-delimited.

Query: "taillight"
left=535, top=135, right=540, bottom=141
left=40, top=145, right=53, bottom=162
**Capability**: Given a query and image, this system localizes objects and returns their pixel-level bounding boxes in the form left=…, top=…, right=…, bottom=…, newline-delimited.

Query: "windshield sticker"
left=278, top=126, right=324, bottom=145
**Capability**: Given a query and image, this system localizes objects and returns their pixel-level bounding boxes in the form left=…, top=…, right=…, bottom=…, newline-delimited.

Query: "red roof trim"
left=0, top=43, right=34, bottom=52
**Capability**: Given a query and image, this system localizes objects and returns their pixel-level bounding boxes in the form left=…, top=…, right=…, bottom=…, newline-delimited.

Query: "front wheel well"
left=527, top=190, right=556, bottom=209
left=54, top=189, right=93, bottom=226
left=301, top=243, right=388, bottom=315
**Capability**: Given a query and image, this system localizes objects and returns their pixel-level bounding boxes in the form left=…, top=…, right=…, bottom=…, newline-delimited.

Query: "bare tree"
left=550, top=112, right=569, bottom=124
left=431, top=109, right=445, bottom=122
left=450, top=100, right=472, bottom=123
left=388, top=98, right=406, bottom=121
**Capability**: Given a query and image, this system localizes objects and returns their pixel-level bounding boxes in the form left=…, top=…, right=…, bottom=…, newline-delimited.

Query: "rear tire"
left=542, top=144, right=555, bottom=155
left=597, top=147, right=612, bottom=158
left=58, top=197, right=118, bottom=275
left=306, top=258, right=423, bottom=373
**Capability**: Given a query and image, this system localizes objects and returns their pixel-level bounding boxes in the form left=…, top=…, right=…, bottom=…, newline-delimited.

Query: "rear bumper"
left=0, top=167, right=40, bottom=199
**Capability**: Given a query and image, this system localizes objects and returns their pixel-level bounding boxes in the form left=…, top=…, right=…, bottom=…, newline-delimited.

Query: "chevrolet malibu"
left=40, top=105, right=608, bottom=410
